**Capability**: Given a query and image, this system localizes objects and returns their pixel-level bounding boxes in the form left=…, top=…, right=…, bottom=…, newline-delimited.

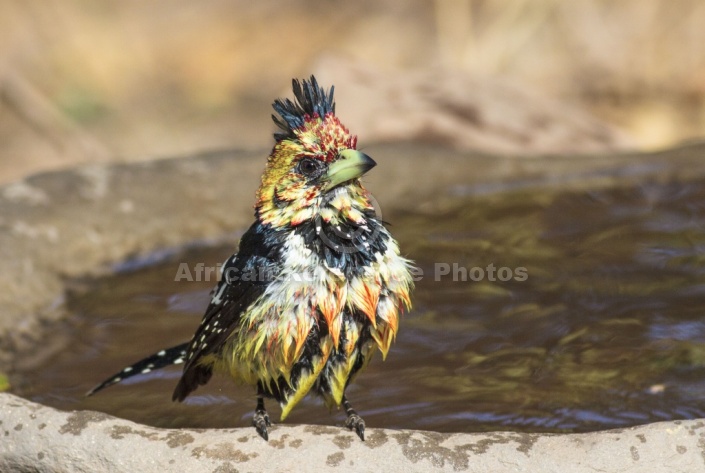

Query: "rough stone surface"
left=2, top=143, right=705, bottom=471
left=1, top=394, right=704, bottom=473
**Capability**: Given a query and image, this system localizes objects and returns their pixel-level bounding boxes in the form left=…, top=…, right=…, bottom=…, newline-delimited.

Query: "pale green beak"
left=323, top=149, right=376, bottom=191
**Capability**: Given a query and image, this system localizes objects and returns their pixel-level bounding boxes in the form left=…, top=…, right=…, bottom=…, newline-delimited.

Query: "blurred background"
left=1, top=0, right=704, bottom=184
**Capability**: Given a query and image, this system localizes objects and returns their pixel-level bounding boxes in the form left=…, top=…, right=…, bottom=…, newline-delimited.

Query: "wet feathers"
left=89, top=76, right=415, bottom=440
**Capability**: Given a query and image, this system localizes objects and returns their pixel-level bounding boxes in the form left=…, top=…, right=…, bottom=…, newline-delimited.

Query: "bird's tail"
left=86, top=342, right=189, bottom=396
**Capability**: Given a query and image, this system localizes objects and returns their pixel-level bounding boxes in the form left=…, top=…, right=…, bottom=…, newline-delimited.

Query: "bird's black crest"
left=272, top=75, right=335, bottom=141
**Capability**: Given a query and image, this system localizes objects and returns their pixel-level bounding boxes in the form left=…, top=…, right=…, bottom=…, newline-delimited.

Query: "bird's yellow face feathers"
left=256, top=113, right=374, bottom=228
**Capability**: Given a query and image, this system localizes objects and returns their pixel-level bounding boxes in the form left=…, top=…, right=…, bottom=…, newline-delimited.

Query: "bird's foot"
left=253, top=401, right=271, bottom=441
left=342, top=395, right=365, bottom=441
left=345, top=413, right=365, bottom=441
left=253, top=409, right=271, bottom=441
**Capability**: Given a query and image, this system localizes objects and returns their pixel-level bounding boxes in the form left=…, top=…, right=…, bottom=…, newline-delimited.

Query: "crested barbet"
left=88, top=76, right=415, bottom=441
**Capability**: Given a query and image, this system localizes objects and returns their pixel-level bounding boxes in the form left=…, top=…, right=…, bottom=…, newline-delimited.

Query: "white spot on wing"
left=211, top=283, right=227, bottom=305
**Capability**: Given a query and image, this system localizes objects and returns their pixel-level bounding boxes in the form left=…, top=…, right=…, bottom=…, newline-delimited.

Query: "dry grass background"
left=1, top=0, right=704, bottom=183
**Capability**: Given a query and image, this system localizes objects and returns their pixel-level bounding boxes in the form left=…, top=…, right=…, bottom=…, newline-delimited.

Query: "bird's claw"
left=253, top=409, right=271, bottom=441
left=345, top=413, right=365, bottom=441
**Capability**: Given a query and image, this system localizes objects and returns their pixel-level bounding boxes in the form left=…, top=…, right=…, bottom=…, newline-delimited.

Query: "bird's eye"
left=298, top=158, right=321, bottom=177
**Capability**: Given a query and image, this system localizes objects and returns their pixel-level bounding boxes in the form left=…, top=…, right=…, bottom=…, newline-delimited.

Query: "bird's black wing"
left=172, top=221, right=284, bottom=401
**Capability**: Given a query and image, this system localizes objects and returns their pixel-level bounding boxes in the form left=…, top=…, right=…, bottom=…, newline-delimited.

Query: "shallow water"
left=15, top=177, right=705, bottom=433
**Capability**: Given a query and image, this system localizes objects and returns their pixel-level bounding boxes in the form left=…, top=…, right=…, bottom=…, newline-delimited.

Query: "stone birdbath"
left=2, top=143, right=705, bottom=472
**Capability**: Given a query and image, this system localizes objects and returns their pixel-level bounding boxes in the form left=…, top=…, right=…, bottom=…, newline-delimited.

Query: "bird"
left=87, top=76, right=415, bottom=442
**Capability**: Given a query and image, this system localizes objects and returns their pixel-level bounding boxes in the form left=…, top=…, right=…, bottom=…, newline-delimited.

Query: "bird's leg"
left=342, top=395, right=365, bottom=441
left=252, top=396, right=271, bottom=441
